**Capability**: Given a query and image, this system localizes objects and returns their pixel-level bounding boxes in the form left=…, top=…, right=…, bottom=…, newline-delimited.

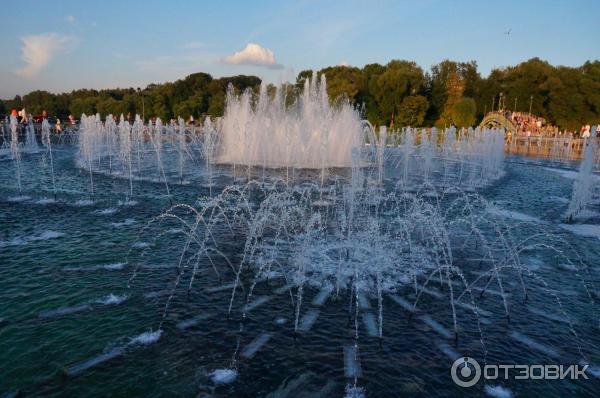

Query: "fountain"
left=41, top=118, right=57, bottom=200
left=4, top=81, right=598, bottom=397
left=566, top=126, right=599, bottom=222
left=218, top=73, right=366, bottom=169
left=9, top=115, right=23, bottom=197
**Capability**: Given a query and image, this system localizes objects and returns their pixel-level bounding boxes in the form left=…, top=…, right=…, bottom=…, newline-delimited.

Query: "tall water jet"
left=9, top=115, right=22, bottom=196
left=218, top=73, right=364, bottom=168
left=41, top=118, right=57, bottom=199
left=377, top=126, right=387, bottom=185
left=78, top=114, right=97, bottom=198
left=118, top=115, right=134, bottom=198
left=202, top=116, right=219, bottom=196
left=24, top=116, right=39, bottom=153
left=177, top=117, right=187, bottom=184
left=150, top=118, right=170, bottom=198
left=566, top=126, right=598, bottom=222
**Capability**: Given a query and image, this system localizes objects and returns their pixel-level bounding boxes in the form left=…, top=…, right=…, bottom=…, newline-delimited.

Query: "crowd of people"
left=499, top=110, right=593, bottom=139
left=3, top=108, right=82, bottom=135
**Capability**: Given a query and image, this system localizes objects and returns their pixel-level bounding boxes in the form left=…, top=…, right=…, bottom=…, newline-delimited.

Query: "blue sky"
left=1, top=0, right=598, bottom=98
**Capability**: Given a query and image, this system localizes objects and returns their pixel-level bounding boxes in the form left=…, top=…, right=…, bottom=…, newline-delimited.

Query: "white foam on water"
left=35, top=197, right=56, bottom=204
left=343, top=346, right=362, bottom=378
left=66, top=347, right=124, bottom=376
left=103, top=262, right=127, bottom=270
left=0, top=237, right=28, bottom=247
left=362, top=313, right=378, bottom=337
left=298, top=309, right=320, bottom=332
left=388, top=295, right=415, bottom=312
left=344, top=384, right=365, bottom=398
left=7, top=196, right=31, bottom=202
left=544, top=167, right=600, bottom=181
left=275, top=317, right=287, bottom=325
left=358, top=293, right=370, bottom=310
left=244, top=296, right=271, bottom=314
left=2, top=230, right=65, bottom=247
left=546, top=195, right=569, bottom=204
left=559, top=224, right=600, bottom=240
left=132, top=241, right=150, bottom=248
left=487, top=207, right=543, bottom=224
left=128, top=329, right=162, bottom=346
left=210, top=368, right=238, bottom=385
left=63, top=262, right=127, bottom=272
left=74, top=199, right=94, bottom=207
left=31, top=230, right=65, bottom=241
left=437, top=342, right=459, bottom=360
left=510, top=331, right=559, bottom=359
left=166, top=228, right=184, bottom=234
left=528, top=307, right=572, bottom=324
left=455, top=301, right=492, bottom=317
left=94, top=208, right=117, bottom=215
left=484, top=384, right=513, bottom=398
left=312, top=286, right=333, bottom=306
left=96, top=293, right=128, bottom=306
left=523, top=256, right=544, bottom=270
left=274, top=282, right=297, bottom=295
left=206, top=282, right=236, bottom=293
left=241, top=332, right=272, bottom=359
left=144, top=289, right=171, bottom=299
left=110, top=218, right=136, bottom=227
left=176, top=314, right=211, bottom=330
left=419, top=315, right=452, bottom=339
left=118, top=200, right=138, bottom=206
left=39, top=304, right=91, bottom=318
left=416, top=285, right=443, bottom=299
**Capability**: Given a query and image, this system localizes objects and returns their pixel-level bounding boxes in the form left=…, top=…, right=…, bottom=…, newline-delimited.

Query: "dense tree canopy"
left=2, top=58, right=599, bottom=130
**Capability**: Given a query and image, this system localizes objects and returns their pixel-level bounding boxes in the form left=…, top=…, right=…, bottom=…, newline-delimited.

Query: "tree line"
left=2, top=58, right=599, bottom=131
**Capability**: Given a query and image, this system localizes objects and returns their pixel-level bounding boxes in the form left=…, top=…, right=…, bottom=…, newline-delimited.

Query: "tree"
left=426, top=60, right=481, bottom=125
left=97, top=97, right=127, bottom=116
left=70, top=97, right=97, bottom=117
left=207, top=91, right=226, bottom=117
left=370, top=60, right=425, bottom=126
left=452, top=97, right=477, bottom=127
left=436, top=69, right=465, bottom=127
left=396, top=96, right=428, bottom=126
left=318, top=66, right=365, bottom=103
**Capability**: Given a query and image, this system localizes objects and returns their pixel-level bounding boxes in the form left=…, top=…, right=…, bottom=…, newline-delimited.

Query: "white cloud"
left=338, top=60, right=350, bottom=67
left=15, top=33, right=75, bottom=77
left=65, top=15, right=75, bottom=23
left=181, top=41, right=205, bottom=49
left=222, top=43, right=283, bottom=69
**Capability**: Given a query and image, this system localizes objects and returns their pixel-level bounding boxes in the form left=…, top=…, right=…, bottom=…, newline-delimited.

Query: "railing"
left=506, top=136, right=599, bottom=161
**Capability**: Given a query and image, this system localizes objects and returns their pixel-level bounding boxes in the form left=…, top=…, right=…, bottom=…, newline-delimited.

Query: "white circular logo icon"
left=451, top=357, right=481, bottom=387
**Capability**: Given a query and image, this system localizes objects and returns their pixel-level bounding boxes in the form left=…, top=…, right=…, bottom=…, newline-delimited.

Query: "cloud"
left=65, top=15, right=75, bottom=23
left=222, top=43, right=283, bottom=69
left=16, top=33, right=75, bottom=77
left=338, top=60, right=350, bottom=67
left=181, top=41, right=205, bottom=49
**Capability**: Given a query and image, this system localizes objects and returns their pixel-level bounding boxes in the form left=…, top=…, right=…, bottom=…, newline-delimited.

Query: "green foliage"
left=396, top=95, right=428, bottom=126
left=2, top=59, right=599, bottom=130
left=70, top=97, right=97, bottom=117
left=451, top=97, right=477, bottom=127
left=318, top=66, right=365, bottom=102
